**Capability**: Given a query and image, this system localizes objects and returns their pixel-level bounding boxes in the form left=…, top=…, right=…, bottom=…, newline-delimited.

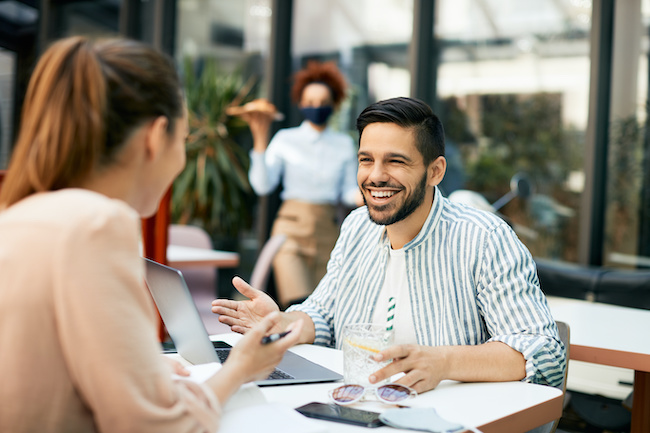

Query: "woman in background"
left=0, top=36, right=301, bottom=433
left=239, top=61, right=361, bottom=307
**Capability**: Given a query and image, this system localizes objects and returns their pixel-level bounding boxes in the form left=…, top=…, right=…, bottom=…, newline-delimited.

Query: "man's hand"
left=368, top=342, right=526, bottom=394
left=368, top=345, right=449, bottom=394
left=211, top=277, right=281, bottom=334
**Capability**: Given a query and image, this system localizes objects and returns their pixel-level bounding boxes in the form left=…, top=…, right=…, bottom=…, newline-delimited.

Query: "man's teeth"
left=371, top=190, right=395, bottom=198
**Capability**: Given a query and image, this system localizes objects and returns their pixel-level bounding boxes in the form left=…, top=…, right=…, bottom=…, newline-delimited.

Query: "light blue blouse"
left=248, top=121, right=359, bottom=207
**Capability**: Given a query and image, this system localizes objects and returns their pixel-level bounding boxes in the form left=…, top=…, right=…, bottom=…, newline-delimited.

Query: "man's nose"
left=367, top=162, right=390, bottom=184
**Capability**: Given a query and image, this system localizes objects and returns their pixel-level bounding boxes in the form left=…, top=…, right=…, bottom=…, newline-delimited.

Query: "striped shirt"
left=287, top=187, right=566, bottom=387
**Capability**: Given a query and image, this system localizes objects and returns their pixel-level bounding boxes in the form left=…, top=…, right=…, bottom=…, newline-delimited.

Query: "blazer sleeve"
left=52, top=202, right=221, bottom=433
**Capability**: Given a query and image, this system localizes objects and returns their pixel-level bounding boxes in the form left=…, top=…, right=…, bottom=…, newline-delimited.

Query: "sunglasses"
left=328, top=383, right=417, bottom=405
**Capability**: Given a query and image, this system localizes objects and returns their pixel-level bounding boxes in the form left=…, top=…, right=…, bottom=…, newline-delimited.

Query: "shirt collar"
left=405, top=186, right=444, bottom=249
left=379, top=186, right=444, bottom=251
left=299, top=120, right=329, bottom=143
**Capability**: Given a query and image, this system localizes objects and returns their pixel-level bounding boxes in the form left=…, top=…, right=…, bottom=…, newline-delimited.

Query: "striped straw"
left=386, top=296, right=396, bottom=332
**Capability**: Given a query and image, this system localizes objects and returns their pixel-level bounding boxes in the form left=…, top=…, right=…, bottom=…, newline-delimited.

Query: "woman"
left=241, top=61, right=361, bottom=307
left=0, top=36, right=301, bottom=433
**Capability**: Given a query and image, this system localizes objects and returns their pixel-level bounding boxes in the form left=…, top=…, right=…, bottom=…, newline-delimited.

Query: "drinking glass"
left=342, top=323, right=394, bottom=387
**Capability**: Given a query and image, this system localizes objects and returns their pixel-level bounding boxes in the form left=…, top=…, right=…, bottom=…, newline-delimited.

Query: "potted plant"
left=171, top=58, right=255, bottom=242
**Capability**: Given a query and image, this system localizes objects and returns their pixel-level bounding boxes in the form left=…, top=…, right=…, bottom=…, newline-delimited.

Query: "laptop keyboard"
left=215, top=349, right=230, bottom=363
left=214, top=349, right=295, bottom=380
left=266, top=369, right=294, bottom=380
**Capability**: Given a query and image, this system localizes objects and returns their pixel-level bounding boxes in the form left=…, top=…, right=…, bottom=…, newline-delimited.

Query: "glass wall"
left=436, top=0, right=592, bottom=262
left=292, top=0, right=414, bottom=134
left=0, top=48, right=15, bottom=169
left=174, top=0, right=276, bottom=287
left=5, top=0, right=650, bottom=270
left=176, top=0, right=269, bottom=73
left=47, top=1, right=120, bottom=40
left=603, top=0, right=650, bottom=269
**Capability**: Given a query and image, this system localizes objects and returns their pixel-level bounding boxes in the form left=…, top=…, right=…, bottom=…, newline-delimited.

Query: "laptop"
left=143, top=258, right=343, bottom=386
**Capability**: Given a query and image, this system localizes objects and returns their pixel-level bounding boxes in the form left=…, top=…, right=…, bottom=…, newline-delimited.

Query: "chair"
left=250, top=234, right=287, bottom=293
left=169, top=224, right=213, bottom=250
left=535, top=257, right=650, bottom=310
left=527, top=320, right=570, bottom=433
left=168, top=224, right=231, bottom=335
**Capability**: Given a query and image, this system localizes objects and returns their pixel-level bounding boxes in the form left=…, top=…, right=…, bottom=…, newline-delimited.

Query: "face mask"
left=300, top=106, right=333, bottom=126
left=380, top=407, right=466, bottom=432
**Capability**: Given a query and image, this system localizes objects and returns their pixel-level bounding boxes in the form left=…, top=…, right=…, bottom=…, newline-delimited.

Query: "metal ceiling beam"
left=410, top=0, right=436, bottom=108
left=579, top=0, right=615, bottom=266
left=474, top=0, right=500, bottom=39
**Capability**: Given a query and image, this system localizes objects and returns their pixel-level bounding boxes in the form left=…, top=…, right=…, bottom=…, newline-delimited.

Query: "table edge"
left=477, top=390, right=563, bottom=433
left=571, top=344, right=650, bottom=372
left=168, top=258, right=240, bottom=268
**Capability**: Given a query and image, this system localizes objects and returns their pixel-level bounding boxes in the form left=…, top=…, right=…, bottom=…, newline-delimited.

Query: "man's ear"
left=428, top=156, right=447, bottom=187
left=143, top=116, right=169, bottom=162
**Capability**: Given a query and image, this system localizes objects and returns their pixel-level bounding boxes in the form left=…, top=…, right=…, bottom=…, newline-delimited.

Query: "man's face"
left=357, top=123, right=430, bottom=226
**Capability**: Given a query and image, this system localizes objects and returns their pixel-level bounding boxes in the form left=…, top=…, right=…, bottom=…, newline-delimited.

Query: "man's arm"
left=367, top=220, right=562, bottom=394
left=477, top=224, right=566, bottom=387
left=368, top=341, right=525, bottom=393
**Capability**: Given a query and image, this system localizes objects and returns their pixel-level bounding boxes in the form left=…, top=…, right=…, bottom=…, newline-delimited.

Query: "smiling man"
left=213, top=97, right=565, bottom=393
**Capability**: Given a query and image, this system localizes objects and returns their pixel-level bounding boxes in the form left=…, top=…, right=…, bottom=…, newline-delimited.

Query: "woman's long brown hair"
left=0, top=36, right=183, bottom=208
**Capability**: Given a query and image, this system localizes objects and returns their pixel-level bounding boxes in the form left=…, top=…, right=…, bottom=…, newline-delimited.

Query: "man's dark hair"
left=356, top=97, right=445, bottom=165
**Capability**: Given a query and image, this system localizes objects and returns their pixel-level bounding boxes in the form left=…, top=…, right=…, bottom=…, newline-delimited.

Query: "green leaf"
left=174, top=57, right=256, bottom=237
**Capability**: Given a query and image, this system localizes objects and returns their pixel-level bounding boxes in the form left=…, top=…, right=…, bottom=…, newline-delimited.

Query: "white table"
left=208, top=333, right=563, bottom=433
left=547, top=296, right=650, bottom=433
left=167, top=245, right=239, bottom=268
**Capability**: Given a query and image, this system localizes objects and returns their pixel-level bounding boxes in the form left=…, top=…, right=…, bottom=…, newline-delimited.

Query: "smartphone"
left=295, top=402, right=384, bottom=428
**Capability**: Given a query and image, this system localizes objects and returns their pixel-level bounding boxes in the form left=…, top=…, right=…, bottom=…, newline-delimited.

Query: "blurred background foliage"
left=464, top=93, right=582, bottom=202
left=606, top=115, right=645, bottom=258
left=171, top=58, right=256, bottom=239
left=445, top=92, right=585, bottom=260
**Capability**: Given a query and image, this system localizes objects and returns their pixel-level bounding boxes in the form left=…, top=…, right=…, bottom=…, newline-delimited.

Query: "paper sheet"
left=173, top=362, right=222, bottom=383
left=174, top=363, right=324, bottom=432
left=172, top=362, right=267, bottom=410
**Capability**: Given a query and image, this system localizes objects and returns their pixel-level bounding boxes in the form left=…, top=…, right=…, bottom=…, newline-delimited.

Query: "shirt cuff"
left=488, top=334, right=566, bottom=387
left=249, top=149, right=265, bottom=161
left=286, top=303, right=333, bottom=346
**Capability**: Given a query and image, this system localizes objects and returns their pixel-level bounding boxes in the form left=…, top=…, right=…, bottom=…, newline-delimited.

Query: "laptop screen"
left=143, top=258, right=220, bottom=365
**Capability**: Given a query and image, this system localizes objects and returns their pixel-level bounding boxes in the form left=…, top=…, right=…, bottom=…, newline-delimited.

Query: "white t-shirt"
left=372, top=247, right=418, bottom=345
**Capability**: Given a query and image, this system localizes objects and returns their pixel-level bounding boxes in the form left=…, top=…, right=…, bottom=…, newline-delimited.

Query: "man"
left=213, top=97, right=565, bottom=393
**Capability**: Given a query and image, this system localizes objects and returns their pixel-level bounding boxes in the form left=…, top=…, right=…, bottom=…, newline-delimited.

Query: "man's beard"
left=363, top=172, right=428, bottom=226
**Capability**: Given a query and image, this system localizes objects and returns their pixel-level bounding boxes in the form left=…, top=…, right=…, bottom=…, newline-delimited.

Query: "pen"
left=261, top=330, right=292, bottom=345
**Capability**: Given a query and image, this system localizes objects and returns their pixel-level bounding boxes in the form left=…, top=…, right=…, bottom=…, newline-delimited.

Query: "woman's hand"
left=212, top=277, right=281, bottom=334
left=205, top=313, right=303, bottom=404
left=226, top=312, right=303, bottom=383
left=239, top=111, right=274, bottom=153
left=162, top=356, right=190, bottom=377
